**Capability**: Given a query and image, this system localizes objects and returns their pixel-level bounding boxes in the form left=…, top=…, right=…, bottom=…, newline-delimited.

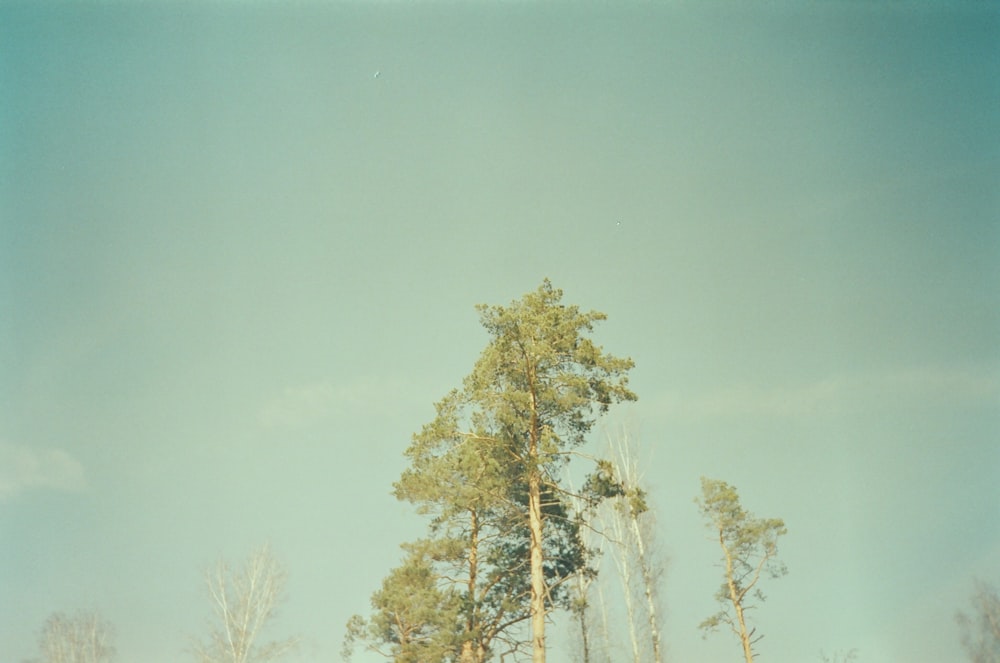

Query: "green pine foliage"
left=343, top=543, right=461, bottom=663
left=344, top=280, right=636, bottom=663
left=696, top=478, right=787, bottom=663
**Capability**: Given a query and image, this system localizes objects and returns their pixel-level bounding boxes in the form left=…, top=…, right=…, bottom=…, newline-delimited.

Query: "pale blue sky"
left=1, top=2, right=998, bottom=662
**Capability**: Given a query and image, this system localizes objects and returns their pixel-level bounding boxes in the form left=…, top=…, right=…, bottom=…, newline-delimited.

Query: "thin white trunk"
left=596, top=576, right=613, bottom=663
left=608, top=425, right=665, bottom=663
left=604, top=498, right=641, bottom=663
left=631, top=512, right=663, bottom=663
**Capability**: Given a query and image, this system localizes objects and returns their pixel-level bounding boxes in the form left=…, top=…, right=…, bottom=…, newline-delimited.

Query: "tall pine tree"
left=455, top=280, right=636, bottom=662
left=346, top=280, right=635, bottom=663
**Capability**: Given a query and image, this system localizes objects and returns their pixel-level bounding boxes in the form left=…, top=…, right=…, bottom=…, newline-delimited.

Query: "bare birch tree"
left=565, top=476, right=612, bottom=663
left=592, top=576, right=614, bottom=663
left=31, top=611, right=115, bottom=663
left=603, top=426, right=664, bottom=663
left=192, top=543, right=298, bottom=663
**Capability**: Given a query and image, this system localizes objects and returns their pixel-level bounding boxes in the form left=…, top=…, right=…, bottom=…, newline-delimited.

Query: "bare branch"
left=193, top=544, right=298, bottom=663
left=34, top=611, right=116, bottom=663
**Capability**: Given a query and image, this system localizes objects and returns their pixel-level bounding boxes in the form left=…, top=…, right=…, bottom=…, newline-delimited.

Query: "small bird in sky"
left=374, top=70, right=380, bottom=79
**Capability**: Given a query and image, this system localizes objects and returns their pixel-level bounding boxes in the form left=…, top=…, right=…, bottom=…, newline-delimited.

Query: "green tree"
left=392, top=399, right=573, bottom=663
left=458, top=280, right=636, bottom=663
left=696, top=478, right=787, bottom=663
left=343, top=542, right=462, bottom=663
left=368, top=280, right=634, bottom=663
left=956, top=579, right=1000, bottom=663
left=398, top=390, right=539, bottom=661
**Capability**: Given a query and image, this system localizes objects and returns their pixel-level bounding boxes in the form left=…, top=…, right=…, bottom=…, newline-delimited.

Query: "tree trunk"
left=721, top=530, right=754, bottom=663
left=735, top=600, right=754, bottom=663
left=601, top=483, right=640, bottom=663
left=575, top=570, right=591, bottom=663
left=596, top=581, right=612, bottom=663
left=461, top=507, right=480, bottom=663
left=609, top=427, right=663, bottom=663
left=528, top=457, right=546, bottom=663
left=631, top=514, right=663, bottom=663
left=578, top=605, right=590, bottom=663
left=616, top=515, right=641, bottom=663
left=460, top=641, right=487, bottom=663
left=528, top=369, right=546, bottom=663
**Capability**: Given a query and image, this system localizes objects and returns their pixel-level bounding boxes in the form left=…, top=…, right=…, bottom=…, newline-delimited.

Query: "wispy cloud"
left=257, top=376, right=413, bottom=428
left=0, top=443, right=87, bottom=501
left=258, top=382, right=340, bottom=428
left=648, top=365, right=999, bottom=421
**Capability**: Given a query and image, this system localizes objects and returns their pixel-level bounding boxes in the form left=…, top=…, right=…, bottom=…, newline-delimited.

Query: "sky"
left=1, top=1, right=998, bottom=662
